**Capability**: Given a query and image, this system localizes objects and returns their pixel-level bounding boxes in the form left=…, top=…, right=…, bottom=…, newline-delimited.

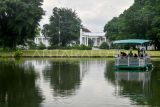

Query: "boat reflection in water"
left=115, top=70, right=151, bottom=86
left=114, top=70, right=152, bottom=105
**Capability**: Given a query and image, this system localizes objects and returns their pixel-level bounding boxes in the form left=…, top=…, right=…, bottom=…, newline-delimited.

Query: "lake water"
left=0, top=58, right=160, bottom=107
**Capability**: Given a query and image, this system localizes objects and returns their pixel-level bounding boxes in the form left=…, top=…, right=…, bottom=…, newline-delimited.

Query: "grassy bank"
left=0, top=50, right=160, bottom=58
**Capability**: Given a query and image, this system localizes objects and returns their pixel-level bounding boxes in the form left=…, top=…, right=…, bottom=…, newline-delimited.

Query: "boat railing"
left=115, top=56, right=151, bottom=67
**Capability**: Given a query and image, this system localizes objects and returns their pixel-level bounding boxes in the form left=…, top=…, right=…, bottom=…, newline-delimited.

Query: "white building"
left=80, top=29, right=107, bottom=47
left=35, top=28, right=107, bottom=47
left=34, top=35, right=50, bottom=47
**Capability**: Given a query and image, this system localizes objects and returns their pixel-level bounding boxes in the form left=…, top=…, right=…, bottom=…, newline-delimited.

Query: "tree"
left=99, top=42, right=109, bottom=49
left=0, top=0, right=44, bottom=49
left=42, top=7, right=81, bottom=47
left=104, top=0, right=160, bottom=50
left=38, top=41, right=46, bottom=50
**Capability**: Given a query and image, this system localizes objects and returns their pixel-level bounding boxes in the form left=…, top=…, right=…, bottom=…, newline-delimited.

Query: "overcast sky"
left=40, top=0, right=134, bottom=32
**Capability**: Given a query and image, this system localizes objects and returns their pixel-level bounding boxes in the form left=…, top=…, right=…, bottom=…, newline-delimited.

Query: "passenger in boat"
left=134, top=53, right=138, bottom=57
left=140, top=53, right=144, bottom=57
left=120, top=52, right=127, bottom=57
left=128, top=50, right=133, bottom=57
left=137, top=48, right=144, bottom=57
left=138, top=48, right=141, bottom=56
left=140, top=47, right=146, bottom=57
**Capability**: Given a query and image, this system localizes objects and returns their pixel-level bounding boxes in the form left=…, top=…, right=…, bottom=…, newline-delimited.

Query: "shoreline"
left=1, top=56, right=160, bottom=58
left=1, top=50, right=160, bottom=58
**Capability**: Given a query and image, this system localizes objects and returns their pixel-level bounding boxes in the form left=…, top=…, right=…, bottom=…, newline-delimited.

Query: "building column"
left=86, top=36, right=88, bottom=46
left=34, top=38, right=37, bottom=44
left=85, top=37, right=87, bottom=46
left=100, top=38, right=102, bottom=45
left=41, top=38, right=43, bottom=44
left=37, top=38, right=38, bottom=44
left=45, top=39, right=47, bottom=47
left=104, top=37, right=107, bottom=42
left=80, top=28, right=83, bottom=45
left=95, top=37, right=98, bottom=46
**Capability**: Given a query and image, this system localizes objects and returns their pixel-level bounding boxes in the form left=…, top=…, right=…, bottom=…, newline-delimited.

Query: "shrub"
left=67, top=44, right=79, bottom=49
left=99, top=42, right=109, bottom=49
left=14, top=50, right=23, bottom=58
left=48, top=45, right=65, bottom=50
left=38, top=42, right=46, bottom=50
left=27, top=40, right=37, bottom=49
left=1, top=47, right=12, bottom=52
left=16, top=45, right=29, bottom=50
left=0, top=48, right=3, bottom=52
left=111, top=44, right=136, bottom=49
left=80, top=44, right=92, bottom=50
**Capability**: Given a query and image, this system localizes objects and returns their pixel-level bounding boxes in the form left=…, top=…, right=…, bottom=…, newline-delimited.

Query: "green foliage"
left=104, top=0, right=160, bottom=50
left=0, top=0, right=44, bottom=49
left=0, top=48, right=3, bottom=52
left=67, top=44, right=92, bottom=50
left=99, top=42, right=109, bottom=49
left=80, top=45, right=92, bottom=50
left=42, top=7, right=81, bottom=47
left=47, top=45, right=62, bottom=50
left=27, top=40, right=37, bottom=49
left=38, top=42, right=46, bottom=50
left=1, top=47, right=12, bottom=52
left=14, top=50, right=23, bottom=58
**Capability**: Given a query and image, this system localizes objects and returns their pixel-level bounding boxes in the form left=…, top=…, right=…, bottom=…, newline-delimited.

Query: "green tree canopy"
left=42, top=7, right=81, bottom=47
left=104, top=0, right=160, bottom=50
left=0, top=0, right=44, bottom=49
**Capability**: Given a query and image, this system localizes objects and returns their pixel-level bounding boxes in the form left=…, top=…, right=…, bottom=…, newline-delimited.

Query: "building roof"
left=83, top=32, right=105, bottom=37
left=82, top=28, right=91, bottom=32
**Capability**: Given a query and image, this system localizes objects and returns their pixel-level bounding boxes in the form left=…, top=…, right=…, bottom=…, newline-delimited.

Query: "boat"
left=113, top=39, right=153, bottom=70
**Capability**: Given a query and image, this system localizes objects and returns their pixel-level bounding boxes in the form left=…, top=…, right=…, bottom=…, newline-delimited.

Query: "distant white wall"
left=147, top=45, right=155, bottom=50
left=80, top=29, right=107, bottom=47
left=34, top=36, right=50, bottom=47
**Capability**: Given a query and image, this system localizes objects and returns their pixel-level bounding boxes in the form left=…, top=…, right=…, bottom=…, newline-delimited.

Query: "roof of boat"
left=113, top=39, right=150, bottom=44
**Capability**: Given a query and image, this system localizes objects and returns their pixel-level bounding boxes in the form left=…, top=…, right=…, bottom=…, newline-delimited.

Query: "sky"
left=40, top=0, right=134, bottom=32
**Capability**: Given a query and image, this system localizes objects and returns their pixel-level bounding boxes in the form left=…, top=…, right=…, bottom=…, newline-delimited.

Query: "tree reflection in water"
left=0, top=60, right=43, bottom=107
left=1, top=59, right=160, bottom=107
left=43, top=61, right=81, bottom=97
left=105, top=60, right=160, bottom=106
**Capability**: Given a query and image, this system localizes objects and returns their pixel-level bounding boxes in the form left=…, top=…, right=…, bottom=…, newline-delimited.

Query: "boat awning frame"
left=113, top=39, right=150, bottom=44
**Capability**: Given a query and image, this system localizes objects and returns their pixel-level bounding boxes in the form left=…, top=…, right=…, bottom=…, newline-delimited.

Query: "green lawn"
left=0, top=49, right=160, bottom=58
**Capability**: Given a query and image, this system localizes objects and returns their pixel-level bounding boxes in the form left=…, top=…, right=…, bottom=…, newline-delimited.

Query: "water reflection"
left=105, top=60, right=160, bottom=106
left=1, top=59, right=160, bottom=107
left=114, top=71, right=152, bottom=105
left=115, top=71, right=151, bottom=91
left=0, top=60, right=43, bottom=107
left=42, top=60, right=106, bottom=97
left=43, top=61, right=81, bottom=97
